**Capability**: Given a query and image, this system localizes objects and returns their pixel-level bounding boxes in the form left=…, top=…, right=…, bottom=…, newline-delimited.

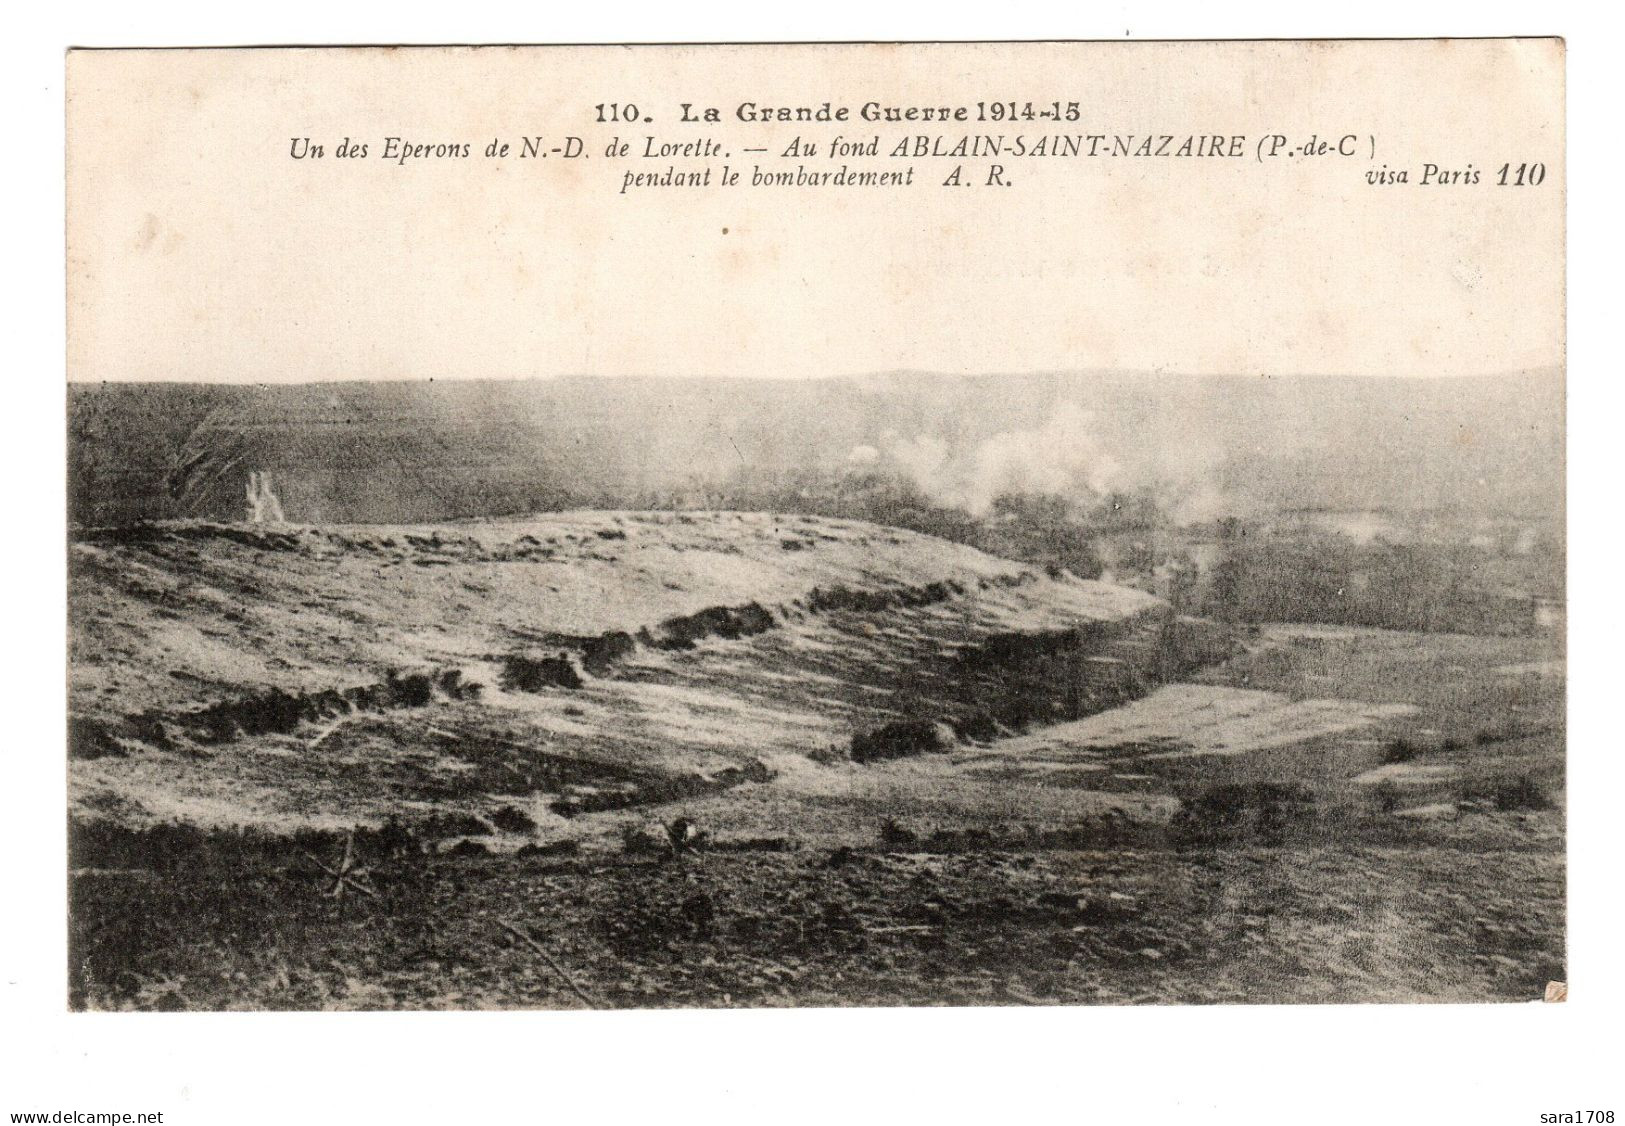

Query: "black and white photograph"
left=61, top=41, right=1568, bottom=1013
left=12, top=21, right=1619, bottom=1125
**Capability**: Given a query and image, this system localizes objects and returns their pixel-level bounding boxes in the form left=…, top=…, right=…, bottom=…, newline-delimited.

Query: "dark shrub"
left=878, top=818, right=918, bottom=848
left=709, top=836, right=795, bottom=853
left=950, top=711, right=1001, bottom=742
left=419, top=811, right=492, bottom=838
left=1173, top=782, right=1317, bottom=844
left=1384, top=738, right=1421, bottom=764
left=68, top=717, right=126, bottom=760
left=516, top=839, right=580, bottom=858
left=384, top=671, right=436, bottom=707
left=489, top=805, right=537, bottom=833
left=580, top=631, right=637, bottom=674
left=651, top=602, right=776, bottom=649
left=500, top=653, right=584, bottom=692
left=851, top=719, right=956, bottom=763
left=1487, top=775, right=1552, bottom=812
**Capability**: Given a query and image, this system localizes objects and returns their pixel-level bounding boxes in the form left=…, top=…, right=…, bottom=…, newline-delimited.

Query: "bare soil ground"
left=69, top=808, right=1561, bottom=1010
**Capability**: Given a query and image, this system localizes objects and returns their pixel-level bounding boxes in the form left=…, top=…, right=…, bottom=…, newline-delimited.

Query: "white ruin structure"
left=245, top=471, right=287, bottom=524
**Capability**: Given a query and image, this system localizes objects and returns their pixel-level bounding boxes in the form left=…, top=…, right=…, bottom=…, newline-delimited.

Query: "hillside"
left=66, top=371, right=1564, bottom=527
left=70, top=512, right=1171, bottom=835
left=67, top=511, right=1564, bottom=1009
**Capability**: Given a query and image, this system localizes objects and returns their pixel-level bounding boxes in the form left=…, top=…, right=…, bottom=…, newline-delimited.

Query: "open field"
left=71, top=817, right=1561, bottom=1010
left=68, top=514, right=1564, bottom=1009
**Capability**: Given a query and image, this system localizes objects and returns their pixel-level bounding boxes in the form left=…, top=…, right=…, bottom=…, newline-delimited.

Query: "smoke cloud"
left=862, top=401, right=1231, bottom=523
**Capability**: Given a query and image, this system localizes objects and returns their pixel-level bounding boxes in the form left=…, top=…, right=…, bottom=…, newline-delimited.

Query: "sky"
left=66, top=41, right=1564, bottom=383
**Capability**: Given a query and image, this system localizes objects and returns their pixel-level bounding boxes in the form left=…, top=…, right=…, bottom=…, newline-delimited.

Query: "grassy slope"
left=69, top=511, right=1157, bottom=833
left=67, top=513, right=1564, bottom=1010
